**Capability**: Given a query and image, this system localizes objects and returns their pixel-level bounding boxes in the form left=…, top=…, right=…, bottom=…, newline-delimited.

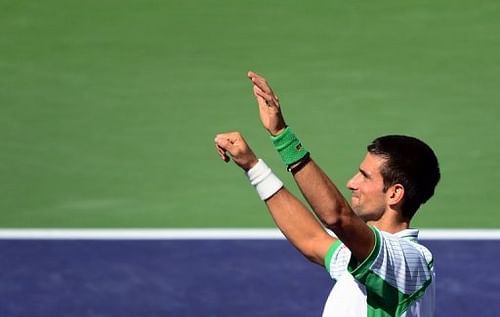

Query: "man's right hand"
left=247, top=71, right=287, bottom=136
left=214, top=132, right=259, bottom=171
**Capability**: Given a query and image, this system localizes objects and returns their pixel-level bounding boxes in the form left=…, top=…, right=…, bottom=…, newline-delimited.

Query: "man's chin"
left=352, top=207, right=371, bottom=222
left=352, top=206, right=363, bottom=217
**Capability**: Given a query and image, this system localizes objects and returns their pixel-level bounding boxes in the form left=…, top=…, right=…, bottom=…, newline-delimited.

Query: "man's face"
left=346, top=153, right=388, bottom=222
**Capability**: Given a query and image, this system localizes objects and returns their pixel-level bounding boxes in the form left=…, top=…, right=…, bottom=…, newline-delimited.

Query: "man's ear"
left=387, top=184, right=405, bottom=205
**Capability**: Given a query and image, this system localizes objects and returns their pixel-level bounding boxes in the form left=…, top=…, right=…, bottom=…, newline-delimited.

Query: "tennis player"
left=214, top=71, right=440, bottom=317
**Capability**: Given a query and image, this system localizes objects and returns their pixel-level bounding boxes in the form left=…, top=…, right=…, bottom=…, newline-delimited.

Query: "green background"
left=1, top=0, right=499, bottom=228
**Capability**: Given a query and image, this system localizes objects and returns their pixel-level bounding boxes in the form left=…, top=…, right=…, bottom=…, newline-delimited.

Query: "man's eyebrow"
left=359, top=168, right=370, bottom=178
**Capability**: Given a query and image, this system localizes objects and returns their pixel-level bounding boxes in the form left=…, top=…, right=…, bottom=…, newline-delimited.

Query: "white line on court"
left=0, top=229, right=500, bottom=240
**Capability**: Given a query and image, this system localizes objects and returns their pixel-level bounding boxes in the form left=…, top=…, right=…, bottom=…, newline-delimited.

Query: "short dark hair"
left=367, top=135, right=440, bottom=219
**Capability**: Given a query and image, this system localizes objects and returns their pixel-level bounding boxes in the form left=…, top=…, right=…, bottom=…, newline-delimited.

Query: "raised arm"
left=247, top=71, right=374, bottom=262
left=214, top=132, right=335, bottom=265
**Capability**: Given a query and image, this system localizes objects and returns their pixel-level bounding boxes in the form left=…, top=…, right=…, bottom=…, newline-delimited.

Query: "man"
left=214, top=71, right=440, bottom=317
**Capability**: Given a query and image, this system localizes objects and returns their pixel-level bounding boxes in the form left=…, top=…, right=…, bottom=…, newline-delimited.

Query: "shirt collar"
left=393, top=228, right=419, bottom=242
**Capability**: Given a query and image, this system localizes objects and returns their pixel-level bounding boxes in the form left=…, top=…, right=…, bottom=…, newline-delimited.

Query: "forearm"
left=290, top=158, right=375, bottom=261
left=214, top=132, right=335, bottom=264
left=244, top=159, right=335, bottom=265
left=245, top=71, right=374, bottom=261
left=291, top=159, right=351, bottom=229
left=265, top=188, right=335, bottom=265
left=265, top=128, right=375, bottom=260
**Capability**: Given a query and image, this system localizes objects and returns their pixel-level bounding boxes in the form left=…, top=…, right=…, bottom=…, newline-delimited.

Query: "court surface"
left=1, top=233, right=499, bottom=316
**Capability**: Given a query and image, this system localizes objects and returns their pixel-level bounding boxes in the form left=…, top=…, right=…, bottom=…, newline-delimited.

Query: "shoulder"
left=378, top=229, right=434, bottom=268
left=365, top=229, right=434, bottom=293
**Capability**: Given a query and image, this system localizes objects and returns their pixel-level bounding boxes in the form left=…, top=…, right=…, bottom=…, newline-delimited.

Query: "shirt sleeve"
left=323, top=239, right=352, bottom=281
left=324, top=226, right=381, bottom=281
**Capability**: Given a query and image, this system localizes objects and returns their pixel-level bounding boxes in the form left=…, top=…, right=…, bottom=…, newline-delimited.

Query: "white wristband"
left=246, top=159, right=284, bottom=201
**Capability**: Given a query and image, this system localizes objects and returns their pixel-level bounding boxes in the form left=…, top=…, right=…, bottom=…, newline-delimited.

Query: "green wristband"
left=271, top=127, right=309, bottom=166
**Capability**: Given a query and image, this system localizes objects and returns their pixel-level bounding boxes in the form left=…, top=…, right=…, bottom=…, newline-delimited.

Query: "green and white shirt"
left=323, top=227, right=435, bottom=317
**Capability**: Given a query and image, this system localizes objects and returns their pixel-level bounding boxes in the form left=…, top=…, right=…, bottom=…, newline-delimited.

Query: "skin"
left=214, top=71, right=409, bottom=266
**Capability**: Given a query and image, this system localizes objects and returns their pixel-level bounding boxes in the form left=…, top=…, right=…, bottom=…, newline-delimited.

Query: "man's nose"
left=346, top=173, right=359, bottom=190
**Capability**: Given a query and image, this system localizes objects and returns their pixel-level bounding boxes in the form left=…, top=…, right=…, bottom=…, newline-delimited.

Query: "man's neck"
left=367, top=210, right=410, bottom=234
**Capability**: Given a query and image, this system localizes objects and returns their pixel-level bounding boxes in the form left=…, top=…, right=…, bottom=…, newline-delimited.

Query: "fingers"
left=214, top=132, right=240, bottom=161
left=249, top=71, right=280, bottom=108
left=215, top=133, right=237, bottom=150
left=247, top=70, right=274, bottom=96
left=215, top=144, right=230, bottom=162
left=247, top=70, right=287, bottom=136
left=214, top=132, right=258, bottom=170
left=214, top=134, right=232, bottom=162
left=253, top=85, right=279, bottom=108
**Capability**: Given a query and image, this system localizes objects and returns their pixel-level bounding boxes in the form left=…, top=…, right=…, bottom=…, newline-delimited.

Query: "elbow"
left=320, top=205, right=351, bottom=230
left=321, top=214, right=340, bottom=228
